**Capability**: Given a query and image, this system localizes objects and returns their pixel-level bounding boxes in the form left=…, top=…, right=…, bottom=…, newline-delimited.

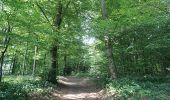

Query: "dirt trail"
left=52, top=76, right=105, bottom=100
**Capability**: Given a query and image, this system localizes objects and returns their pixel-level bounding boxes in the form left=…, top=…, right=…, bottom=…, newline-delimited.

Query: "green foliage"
left=0, top=0, right=170, bottom=99
left=38, top=68, right=49, bottom=81
left=91, top=0, right=170, bottom=78
left=0, top=82, right=27, bottom=100
left=0, top=76, right=56, bottom=100
left=107, top=76, right=170, bottom=100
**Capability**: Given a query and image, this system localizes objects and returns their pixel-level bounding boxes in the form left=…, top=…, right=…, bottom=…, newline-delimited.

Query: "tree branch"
left=36, top=2, right=52, bottom=26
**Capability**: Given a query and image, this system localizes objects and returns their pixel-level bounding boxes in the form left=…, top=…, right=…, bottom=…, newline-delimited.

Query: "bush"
left=0, top=82, right=27, bottom=100
left=107, top=77, right=170, bottom=100
left=0, top=75, right=55, bottom=100
left=38, top=70, right=49, bottom=80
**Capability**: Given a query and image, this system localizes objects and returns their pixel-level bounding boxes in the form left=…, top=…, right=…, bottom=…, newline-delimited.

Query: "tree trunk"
left=32, top=46, right=37, bottom=76
left=47, top=0, right=63, bottom=83
left=63, top=54, right=67, bottom=75
left=101, top=0, right=108, bottom=19
left=101, top=0, right=116, bottom=79
left=9, top=53, right=16, bottom=74
left=11, top=54, right=17, bottom=75
left=47, top=45, right=58, bottom=83
left=0, top=53, right=5, bottom=82
left=64, top=54, right=67, bottom=68
left=43, top=54, right=46, bottom=65
left=22, top=42, right=28, bottom=75
left=105, top=37, right=116, bottom=79
left=0, top=37, right=10, bottom=82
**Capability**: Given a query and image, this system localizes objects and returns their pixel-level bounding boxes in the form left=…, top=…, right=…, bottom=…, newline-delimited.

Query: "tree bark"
left=9, top=52, right=16, bottom=74
left=47, top=0, right=63, bottom=83
left=43, top=53, right=46, bottom=65
left=22, top=42, right=28, bottom=75
left=11, top=53, right=17, bottom=75
left=47, top=45, right=58, bottom=83
left=32, top=46, right=37, bottom=76
left=0, top=53, right=5, bottom=82
left=0, top=37, right=10, bottom=82
left=105, top=37, right=116, bottom=79
left=64, top=54, right=67, bottom=68
left=101, top=0, right=108, bottom=19
left=101, top=0, right=116, bottom=79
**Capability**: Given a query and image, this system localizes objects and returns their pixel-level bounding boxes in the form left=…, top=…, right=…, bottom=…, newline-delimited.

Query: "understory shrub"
left=0, top=75, right=56, bottom=100
left=107, top=76, right=170, bottom=100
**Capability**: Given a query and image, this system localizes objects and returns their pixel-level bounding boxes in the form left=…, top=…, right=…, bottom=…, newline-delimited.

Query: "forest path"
left=51, top=76, right=107, bottom=100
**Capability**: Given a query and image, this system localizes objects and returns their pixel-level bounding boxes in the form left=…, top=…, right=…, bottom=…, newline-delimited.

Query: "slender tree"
left=32, top=46, right=37, bottom=76
left=101, top=0, right=116, bottom=79
left=0, top=25, right=11, bottom=81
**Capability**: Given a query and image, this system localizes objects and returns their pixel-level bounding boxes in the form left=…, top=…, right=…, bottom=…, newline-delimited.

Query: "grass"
left=106, top=75, right=170, bottom=100
left=0, top=75, right=57, bottom=100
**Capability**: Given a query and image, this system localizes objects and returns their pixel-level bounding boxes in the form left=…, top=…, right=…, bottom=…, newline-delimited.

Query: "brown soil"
left=28, top=76, right=113, bottom=100
left=53, top=76, right=105, bottom=100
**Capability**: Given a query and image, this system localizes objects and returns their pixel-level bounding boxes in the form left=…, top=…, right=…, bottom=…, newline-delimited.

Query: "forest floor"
left=2, top=75, right=170, bottom=100
left=28, top=76, right=111, bottom=100
left=52, top=76, right=109, bottom=100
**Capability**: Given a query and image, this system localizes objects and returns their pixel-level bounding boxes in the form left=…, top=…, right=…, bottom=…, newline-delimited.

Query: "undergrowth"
left=0, top=75, right=56, bottom=100
left=106, top=75, right=170, bottom=100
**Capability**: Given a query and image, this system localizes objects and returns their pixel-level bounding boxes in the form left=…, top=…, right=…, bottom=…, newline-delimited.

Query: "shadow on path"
left=27, top=76, right=113, bottom=100
left=52, top=76, right=105, bottom=100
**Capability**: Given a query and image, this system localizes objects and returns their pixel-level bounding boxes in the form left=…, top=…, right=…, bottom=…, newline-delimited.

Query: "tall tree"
left=101, top=0, right=116, bottom=79
left=0, top=25, right=11, bottom=81
left=47, top=0, right=71, bottom=83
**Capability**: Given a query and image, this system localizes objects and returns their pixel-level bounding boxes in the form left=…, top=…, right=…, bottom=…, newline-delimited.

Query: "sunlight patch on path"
left=57, top=76, right=95, bottom=87
left=52, top=92, right=101, bottom=100
left=53, top=76, right=104, bottom=100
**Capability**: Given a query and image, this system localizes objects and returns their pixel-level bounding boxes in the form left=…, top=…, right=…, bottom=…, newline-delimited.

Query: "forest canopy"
left=0, top=0, right=170, bottom=99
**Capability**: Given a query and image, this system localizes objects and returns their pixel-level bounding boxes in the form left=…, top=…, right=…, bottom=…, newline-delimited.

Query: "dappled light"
left=52, top=76, right=105, bottom=100
left=0, top=0, right=170, bottom=99
left=54, top=92, right=100, bottom=99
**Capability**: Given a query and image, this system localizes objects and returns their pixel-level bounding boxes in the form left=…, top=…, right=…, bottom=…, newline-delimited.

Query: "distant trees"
left=0, top=25, right=11, bottom=82
left=92, top=0, right=170, bottom=78
left=0, top=0, right=92, bottom=83
left=0, top=0, right=169, bottom=83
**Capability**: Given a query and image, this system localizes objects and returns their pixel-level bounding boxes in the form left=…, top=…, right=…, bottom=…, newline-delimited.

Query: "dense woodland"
left=0, top=0, right=170, bottom=100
